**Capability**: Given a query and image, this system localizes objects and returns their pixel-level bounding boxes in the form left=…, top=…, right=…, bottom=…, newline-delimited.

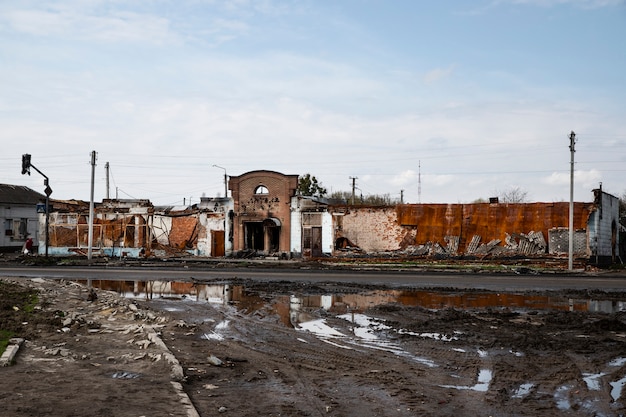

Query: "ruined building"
left=23, top=171, right=624, bottom=265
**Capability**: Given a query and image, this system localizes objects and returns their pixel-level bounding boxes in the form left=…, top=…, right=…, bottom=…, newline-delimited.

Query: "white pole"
left=88, top=151, right=97, bottom=260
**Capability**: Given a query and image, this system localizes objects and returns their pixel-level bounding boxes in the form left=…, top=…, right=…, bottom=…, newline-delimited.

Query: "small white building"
left=0, top=184, right=44, bottom=253
left=290, top=196, right=333, bottom=257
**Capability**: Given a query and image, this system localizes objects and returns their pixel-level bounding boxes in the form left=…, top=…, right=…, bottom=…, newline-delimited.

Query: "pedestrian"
left=23, top=236, right=33, bottom=255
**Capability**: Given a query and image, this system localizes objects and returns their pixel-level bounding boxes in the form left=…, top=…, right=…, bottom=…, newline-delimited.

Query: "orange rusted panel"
left=396, top=202, right=593, bottom=248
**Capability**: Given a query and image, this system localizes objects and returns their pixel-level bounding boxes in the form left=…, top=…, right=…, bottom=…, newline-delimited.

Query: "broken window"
left=6, top=218, right=28, bottom=239
left=255, top=185, right=269, bottom=195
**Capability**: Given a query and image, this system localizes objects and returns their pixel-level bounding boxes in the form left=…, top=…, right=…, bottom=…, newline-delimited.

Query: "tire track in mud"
left=153, top=286, right=626, bottom=416
left=167, top=301, right=455, bottom=416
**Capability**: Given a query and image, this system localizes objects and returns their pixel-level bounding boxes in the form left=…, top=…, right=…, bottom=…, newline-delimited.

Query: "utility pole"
left=349, top=177, right=358, bottom=205
left=568, top=131, right=576, bottom=271
left=213, top=165, right=228, bottom=198
left=105, top=162, right=110, bottom=199
left=418, top=160, right=421, bottom=204
left=400, top=189, right=404, bottom=204
left=21, top=154, right=52, bottom=257
left=88, top=151, right=97, bottom=261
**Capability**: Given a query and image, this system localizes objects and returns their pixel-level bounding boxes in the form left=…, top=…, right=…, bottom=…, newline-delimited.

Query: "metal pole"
left=105, top=162, right=110, bottom=199
left=568, top=131, right=576, bottom=271
left=88, top=151, right=97, bottom=260
left=45, top=191, right=49, bottom=258
left=21, top=155, right=51, bottom=257
left=213, top=165, right=228, bottom=198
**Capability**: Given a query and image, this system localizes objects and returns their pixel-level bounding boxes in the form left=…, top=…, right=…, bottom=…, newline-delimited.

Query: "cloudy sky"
left=1, top=0, right=625, bottom=205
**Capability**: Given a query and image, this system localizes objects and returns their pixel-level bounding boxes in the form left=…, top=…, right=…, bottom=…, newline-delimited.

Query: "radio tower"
left=418, top=160, right=421, bottom=204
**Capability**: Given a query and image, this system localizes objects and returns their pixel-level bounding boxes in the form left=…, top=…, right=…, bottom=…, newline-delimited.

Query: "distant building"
left=0, top=184, right=44, bottom=253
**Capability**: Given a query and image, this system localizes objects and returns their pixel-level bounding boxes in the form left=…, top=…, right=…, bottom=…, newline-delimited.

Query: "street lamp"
left=213, top=165, right=228, bottom=198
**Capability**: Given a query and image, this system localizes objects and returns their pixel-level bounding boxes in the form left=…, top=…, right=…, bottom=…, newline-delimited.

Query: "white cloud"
left=2, top=7, right=180, bottom=45
left=423, top=65, right=456, bottom=84
left=391, top=170, right=418, bottom=186
left=543, top=169, right=602, bottom=189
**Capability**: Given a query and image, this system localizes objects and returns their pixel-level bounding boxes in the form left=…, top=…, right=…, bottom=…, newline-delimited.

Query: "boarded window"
left=302, top=213, right=322, bottom=227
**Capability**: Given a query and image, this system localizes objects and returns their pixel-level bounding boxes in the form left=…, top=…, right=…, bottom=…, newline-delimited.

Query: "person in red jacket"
left=23, top=236, right=34, bottom=255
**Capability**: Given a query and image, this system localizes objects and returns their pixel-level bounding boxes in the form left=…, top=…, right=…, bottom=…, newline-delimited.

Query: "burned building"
left=41, top=197, right=231, bottom=257
left=228, top=170, right=298, bottom=256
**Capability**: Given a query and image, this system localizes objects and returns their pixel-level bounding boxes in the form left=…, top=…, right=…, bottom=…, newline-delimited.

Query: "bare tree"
left=493, top=187, right=529, bottom=203
left=619, top=190, right=626, bottom=226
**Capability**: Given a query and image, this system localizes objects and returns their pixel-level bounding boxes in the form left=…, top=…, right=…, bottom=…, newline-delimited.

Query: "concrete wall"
left=335, top=207, right=403, bottom=252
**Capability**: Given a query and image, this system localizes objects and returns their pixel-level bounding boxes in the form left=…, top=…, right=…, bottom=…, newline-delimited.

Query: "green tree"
left=298, top=173, right=327, bottom=197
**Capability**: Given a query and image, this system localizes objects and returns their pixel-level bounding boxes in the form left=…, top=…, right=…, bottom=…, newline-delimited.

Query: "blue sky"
left=1, top=0, right=625, bottom=205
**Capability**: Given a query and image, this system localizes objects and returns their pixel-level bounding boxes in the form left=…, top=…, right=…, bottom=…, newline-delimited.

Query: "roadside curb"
left=145, top=325, right=200, bottom=417
left=0, top=337, right=24, bottom=366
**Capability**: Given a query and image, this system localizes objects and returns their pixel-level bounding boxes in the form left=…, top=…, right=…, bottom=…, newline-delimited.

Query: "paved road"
left=1, top=266, right=625, bottom=291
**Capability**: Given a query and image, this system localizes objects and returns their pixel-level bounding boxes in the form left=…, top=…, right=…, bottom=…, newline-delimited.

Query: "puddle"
left=583, top=372, right=607, bottom=391
left=582, top=356, right=626, bottom=401
left=440, top=369, right=492, bottom=392
left=512, top=382, right=534, bottom=399
left=296, top=314, right=438, bottom=367
left=554, top=385, right=572, bottom=410
left=610, top=377, right=626, bottom=402
left=78, top=279, right=626, bottom=315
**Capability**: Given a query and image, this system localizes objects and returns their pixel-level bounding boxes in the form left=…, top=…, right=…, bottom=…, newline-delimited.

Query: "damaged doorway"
left=302, top=213, right=323, bottom=258
left=244, top=222, right=264, bottom=251
left=263, top=218, right=280, bottom=253
left=244, top=220, right=281, bottom=253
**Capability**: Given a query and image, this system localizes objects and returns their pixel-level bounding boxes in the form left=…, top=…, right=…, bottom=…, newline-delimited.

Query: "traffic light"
left=21, top=154, right=31, bottom=175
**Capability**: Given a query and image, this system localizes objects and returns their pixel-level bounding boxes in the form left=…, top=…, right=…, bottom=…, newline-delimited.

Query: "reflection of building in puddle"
left=79, top=280, right=626, bottom=316
left=287, top=292, right=400, bottom=328
left=195, top=284, right=232, bottom=304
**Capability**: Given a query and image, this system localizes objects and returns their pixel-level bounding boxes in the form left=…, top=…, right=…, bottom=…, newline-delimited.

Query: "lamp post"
left=213, top=165, right=228, bottom=198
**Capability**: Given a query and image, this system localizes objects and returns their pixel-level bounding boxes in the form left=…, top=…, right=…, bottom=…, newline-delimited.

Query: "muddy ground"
left=1, top=275, right=626, bottom=417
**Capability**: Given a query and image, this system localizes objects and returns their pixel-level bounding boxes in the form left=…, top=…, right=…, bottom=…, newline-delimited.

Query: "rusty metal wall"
left=395, top=202, right=593, bottom=253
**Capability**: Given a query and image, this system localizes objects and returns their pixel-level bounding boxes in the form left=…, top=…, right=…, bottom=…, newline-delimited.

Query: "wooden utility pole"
left=350, top=177, right=358, bottom=205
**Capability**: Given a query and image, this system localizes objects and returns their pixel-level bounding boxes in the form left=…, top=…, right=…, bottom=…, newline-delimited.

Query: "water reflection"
left=79, top=280, right=626, bottom=322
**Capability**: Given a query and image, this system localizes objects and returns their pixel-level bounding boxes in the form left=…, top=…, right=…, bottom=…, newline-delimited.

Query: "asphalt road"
left=1, top=266, right=626, bottom=292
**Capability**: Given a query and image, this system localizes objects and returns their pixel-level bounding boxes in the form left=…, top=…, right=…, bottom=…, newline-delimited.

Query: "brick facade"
left=229, top=170, right=298, bottom=255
